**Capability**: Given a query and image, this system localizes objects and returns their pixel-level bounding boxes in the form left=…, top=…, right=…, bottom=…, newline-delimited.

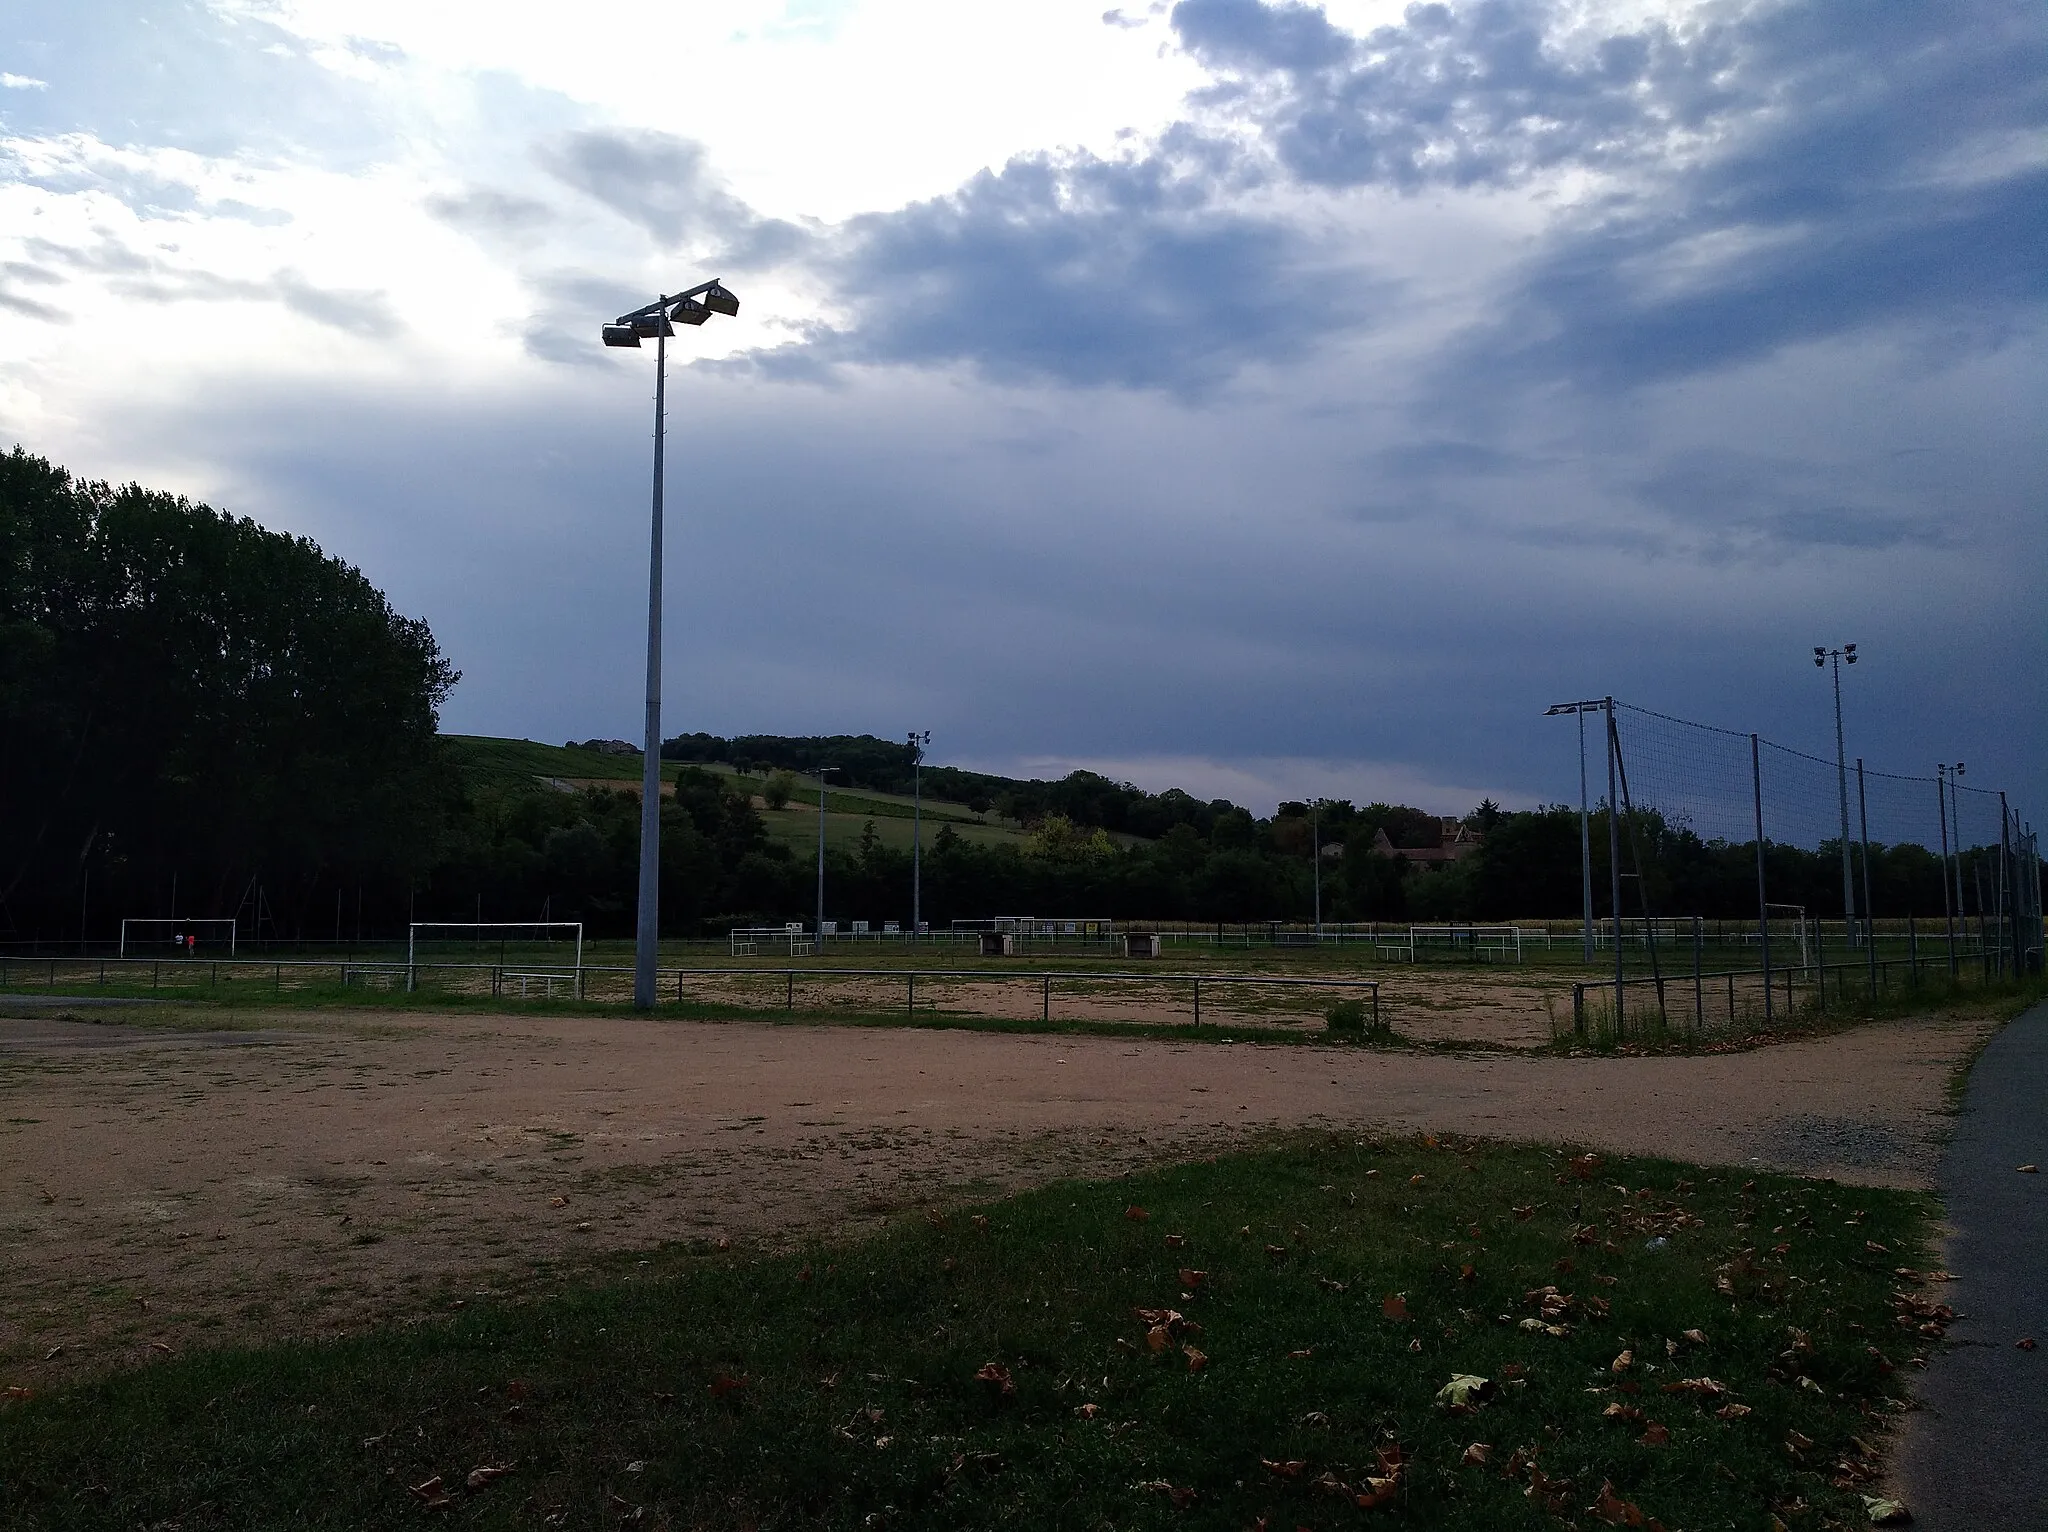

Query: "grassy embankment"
left=0, top=1135, right=1938, bottom=1531
left=440, top=734, right=1031, bottom=852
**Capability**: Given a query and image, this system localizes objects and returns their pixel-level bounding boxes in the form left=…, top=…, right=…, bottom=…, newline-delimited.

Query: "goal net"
left=120, top=917, right=237, bottom=956
left=407, top=922, right=584, bottom=996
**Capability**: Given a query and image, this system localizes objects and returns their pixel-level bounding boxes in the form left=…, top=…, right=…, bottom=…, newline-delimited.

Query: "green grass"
left=0, top=1136, right=1938, bottom=1530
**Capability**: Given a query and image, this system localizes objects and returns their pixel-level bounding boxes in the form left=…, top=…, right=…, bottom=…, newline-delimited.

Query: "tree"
left=0, top=448, right=457, bottom=935
left=763, top=770, right=797, bottom=811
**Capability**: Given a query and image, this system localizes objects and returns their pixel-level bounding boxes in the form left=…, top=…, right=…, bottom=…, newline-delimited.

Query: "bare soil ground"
left=0, top=1001, right=1994, bottom=1391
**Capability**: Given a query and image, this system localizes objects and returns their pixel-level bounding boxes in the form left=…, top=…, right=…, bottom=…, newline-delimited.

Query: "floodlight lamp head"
left=1845, top=644, right=1857, bottom=662
left=669, top=298, right=711, bottom=326
left=699, top=282, right=739, bottom=316
left=601, top=324, right=642, bottom=348
left=1815, top=654, right=1825, bottom=667
left=631, top=315, right=673, bottom=338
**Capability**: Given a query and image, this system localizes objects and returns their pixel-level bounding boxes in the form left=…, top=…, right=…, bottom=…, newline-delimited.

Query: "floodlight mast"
left=1813, top=644, right=1859, bottom=946
left=1545, top=700, right=1606, bottom=963
left=603, top=279, right=740, bottom=1010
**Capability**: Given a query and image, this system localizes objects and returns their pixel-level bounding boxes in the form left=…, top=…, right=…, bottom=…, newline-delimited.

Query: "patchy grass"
left=0, top=1135, right=1941, bottom=1530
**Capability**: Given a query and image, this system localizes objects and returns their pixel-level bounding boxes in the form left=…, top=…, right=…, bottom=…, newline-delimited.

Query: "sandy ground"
left=0, top=1002, right=1991, bottom=1387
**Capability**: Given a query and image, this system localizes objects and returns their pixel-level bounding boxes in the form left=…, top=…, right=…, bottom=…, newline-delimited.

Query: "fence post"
left=1042, top=975, right=1051, bottom=1023
left=1858, top=759, right=1877, bottom=1000
left=786, top=971, right=794, bottom=1010
left=1908, top=913, right=1917, bottom=983
left=1572, top=983, right=1583, bottom=1039
left=1192, top=978, right=1200, bottom=1027
left=1691, top=917, right=1702, bottom=1035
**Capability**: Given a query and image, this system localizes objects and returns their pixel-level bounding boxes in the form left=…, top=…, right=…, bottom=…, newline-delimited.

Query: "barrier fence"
left=0, top=955, right=1376, bottom=1031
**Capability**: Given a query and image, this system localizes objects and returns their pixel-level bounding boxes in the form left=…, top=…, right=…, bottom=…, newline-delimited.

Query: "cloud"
left=2, top=73, right=49, bottom=91
left=802, top=142, right=1376, bottom=395
left=538, top=128, right=810, bottom=265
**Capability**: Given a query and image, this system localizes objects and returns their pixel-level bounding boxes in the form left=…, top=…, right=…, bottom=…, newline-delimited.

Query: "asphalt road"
left=1897, top=997, right=2048, bottom=1528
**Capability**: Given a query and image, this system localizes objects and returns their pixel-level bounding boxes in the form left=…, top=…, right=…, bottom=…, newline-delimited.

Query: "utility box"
left=980, top=932, right=1007, bottom=957
left=1124, top=932, right=1160, bottom=959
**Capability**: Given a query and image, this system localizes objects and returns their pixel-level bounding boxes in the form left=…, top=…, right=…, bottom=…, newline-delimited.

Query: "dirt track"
left=0, top=1004, right=1992, bottom=1385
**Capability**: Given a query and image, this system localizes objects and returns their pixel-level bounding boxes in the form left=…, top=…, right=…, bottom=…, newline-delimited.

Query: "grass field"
left=0, top=1134, right=1940, bottom=1530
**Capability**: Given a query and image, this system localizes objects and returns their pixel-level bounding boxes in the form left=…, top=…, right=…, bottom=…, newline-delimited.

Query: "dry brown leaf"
left=1125, top=1206, right=1150, bottom=1223
left=465, top=1463, right=513, bottom=1492
left=1409, top=1174, right=1427, bottom=1186
left=1265, top=1244, right=1287, bottom=1260
left=1639, top=1422, right=1670, bottom=1447
left=974, top=1361, right=1016, bottom=1396
left=1382, top=1294, right=1409, bottom=1321
left=2018, top=1165, right=2039, bottom=1174
left=1716, top=1402, right=1753, bottom=1420
left=1785, top=1430, right=1815, bottom=1453
left=1287, top=1347, right=1314, bottom=1359
left=1179, top=1268, right=1207, bottom=1290
left=4, top=1386, right=33, bottom=1401
left=1183, top=1345, right=1208, bottom=1372
left=1261, top=1457, right=1306, bottom=1477
left=713, top=1235, right=730, bottom=1251
left=1460, top=1263, right=1477, bottom=1283
left=1462, top=1442, right=1491, bottom=1465
left=1682, top=1329, right=1707, bottom=1345
left=2018, top=1338, right=2038, bottom=1351
left=1164, top=1233, right=1186, bottom=1248
left=1612, top=1349, right=1634, bottom=1373
left=1592, top=1480, right=1653, bottom=1526
left=1075, top=1402, right=1100, bottom=1418
left=709, top=1372, right=750, bottom=1399
left=1147, top=1325, right=1173, bottom=1353
left=408, top=1475, right=454, bottom=1508
left=1603, top=1403, right=1643, bottom=1423
left=547, top=1196, right=568, bottom=1209
left=1513, top=1205, right=1535, bottom=1221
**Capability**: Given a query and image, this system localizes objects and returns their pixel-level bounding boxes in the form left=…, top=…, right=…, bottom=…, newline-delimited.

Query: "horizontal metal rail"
left=0, top=956, right=1378, bottom=1031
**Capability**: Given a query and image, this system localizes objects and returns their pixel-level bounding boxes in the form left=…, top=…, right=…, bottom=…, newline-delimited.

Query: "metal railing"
left=0, top=955, right=1377, bottom=1031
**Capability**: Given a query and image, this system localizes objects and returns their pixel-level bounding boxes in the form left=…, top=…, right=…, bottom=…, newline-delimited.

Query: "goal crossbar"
left=120, top=917, right=237, bottom=956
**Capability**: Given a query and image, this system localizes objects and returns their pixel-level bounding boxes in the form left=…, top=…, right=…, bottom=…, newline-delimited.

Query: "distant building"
left=1371, top=818, right=1483, bottom=868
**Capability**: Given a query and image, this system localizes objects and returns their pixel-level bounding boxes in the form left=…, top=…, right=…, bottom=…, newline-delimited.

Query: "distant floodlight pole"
left=1936, top=765, right=1957, bottom=975
left=1546, top=700, right=1605, bottom=963
left=602, top=278, right=740, bottom=1009
left=1311, top=799, right=1322, bottom=940
left=816, top=766, right=840, bottom=949
left=1813, top=644, right=1860, bottom=945
left=1952, top=762, right=1969, bottom=928
left=909, top=730, right=931, bottom=940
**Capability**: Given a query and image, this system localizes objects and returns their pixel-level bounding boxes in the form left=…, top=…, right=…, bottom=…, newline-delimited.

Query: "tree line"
left=3, top=449, right=2020, bottom=948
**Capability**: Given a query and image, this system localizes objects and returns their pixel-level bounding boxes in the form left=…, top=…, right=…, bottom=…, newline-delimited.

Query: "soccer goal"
left=1406, top=924, right=1524, bottom=961
left=407, top=922, right=584, bottom=996
left=120, top=917, right=237, bottom=957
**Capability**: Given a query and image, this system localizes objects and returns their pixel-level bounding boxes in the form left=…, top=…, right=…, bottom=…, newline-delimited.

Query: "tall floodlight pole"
left=601, top=279, right=741, bottom=1010
left=815, top=766, right=840, bottom=949
left=1311, top=800, right=1322, bottom=940
left=1546, top=700, right=1605, bottom=963
left=1813, top=645, right=1860, bottom=945
left=1952, top=762, right=1969, bottom=925
left=1605, top=698, right=1623, bottom=1018
left=1937, top=765, right=1958, bottom=975
left=908, top=731, right=930, bottom=940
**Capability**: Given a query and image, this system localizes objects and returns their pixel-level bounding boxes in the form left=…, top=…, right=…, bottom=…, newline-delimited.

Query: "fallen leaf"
left=408, top=1476, right=454, bottom=1508
left=925, top=1209, right=946, bottom=1228
left=624, top=1460, right=646, bottom=1474
left=1462, top=1442, right=1491, bottom=1465
left=1460, top=1263, right=1477, bottom=1282
left=1164, top=1233, right=1186, bottom=1248
left=1075, top=1402, right=1100, bottom=1418
left=1682, top=1329, right=1708, bottom=1345
left=5, top=1386, right=34, bottom=1401
left=1125, top=1206, right=1150, bottom=1222
left=1317, top=1277, right=1346, bottom=1293
left=1592, top=1480, right=1651, bottom=1526
left=2018, top=1338, right=2037, bottom=1351
left=1639, top=1422, right=1670, bottom=1447
left=1410, top=1174, right=1427, bottom=1186
left=709, top=1373, right=750, bottom=1399
left=148, top=1341, right=172, bottom=1355
left=1513, top=1205, right=1535, bottom=1221
left=1265, top=1244, right=1287, bottom=1260
left=465, top=1463, right=514, bottom=1491
left=1183, top=1345, right=1208, bottom=1372
left=1262, top=1458, right=1306, bottom=1477
left=971, top=1214, right=989, bottom=1231
left=796, top=1263, right=812, bottom=1283
left=1865, top=1240, right=1891, bottom=1255
left=1786, top=1430, right=1815, bottom=1453
left=2019, top=1165, right=2039, bottom=1174
left=714, top=1235, right=730, bottom=1251
left=975, top=1361, right=1016, bottom=1396
left=1355, top=1475, right=1399, bottom=1509
left=1612, top=1349, right=1634, bottom=1373
left=1382, top=1294, right=1409, bottom=1321
left=1716, top=1402, right=1753, bottom=1420
left=1604, top=1403, right=1644, bottom=1423
left=1179, top=1269, right=1207, bottom=1290
left=1862, top=1496, right=1912, bottom=1525
left=548, top=1196, right=568, bottom=1209
left=1434, top=1374, right=1493, bottom=1411
left=1147, top=1324, right=1173, bottom=1352
left=1571, top=1154, right=1604, bottom=1180
left=1287, top=1347, right=1315, bottom=1359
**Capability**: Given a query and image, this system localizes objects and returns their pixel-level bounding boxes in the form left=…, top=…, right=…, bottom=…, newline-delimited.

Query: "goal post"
left=407, top=922, right=584, bottom=995
left=120, top=917, right=237, bottom=957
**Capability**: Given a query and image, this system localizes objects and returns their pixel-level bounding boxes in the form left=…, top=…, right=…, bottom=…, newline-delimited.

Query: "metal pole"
left=1951, top=771, right=1967, bottom=938
left=1753, top=733, right=1772, bottom=1025
left=1937, top=768, right=1957, bottom=976
left=1312, top=800, right=1322, bottom=940
left=1578, top=706, right=1593, bottom=963
left=1606, top=699, right=1623, bottom=1028
left=816, top=774, right=829, bottom=949
left=632, top=317, right=668, bottom=1011
left=1999, top=792, right=2013, bottom=979
left=1830, top=653, right=1856, bottom=945
left=1858, top=759, right=1876, bottom=996
left=911, top=737, right=922, bottom=940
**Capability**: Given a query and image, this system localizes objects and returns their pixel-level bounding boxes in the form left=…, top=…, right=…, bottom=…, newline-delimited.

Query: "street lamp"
left=815, top=766, right=840, bottom=949
left=908, top=731, right=931, bottom=940
left=1545, top=700, right=1607, bottom=963
left=1812, top=644, right=1859, bottom=945
left=601, top=279, right=739, bottom=1010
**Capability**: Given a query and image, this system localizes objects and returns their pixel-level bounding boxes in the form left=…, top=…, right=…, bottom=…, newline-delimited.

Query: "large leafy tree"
left=0, top=447, right=457, bottom=936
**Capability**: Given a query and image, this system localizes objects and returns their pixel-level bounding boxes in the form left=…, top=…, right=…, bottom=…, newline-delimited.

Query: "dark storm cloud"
left=802, top=142, right=1377, bottom=395
left=538, top=128, right=810, bottom=264
left=1637, top=449, right=1952, bottom=554
left=1169, top=0, right=2048, bottom=395
left=423, top=187, right=558, bottom=239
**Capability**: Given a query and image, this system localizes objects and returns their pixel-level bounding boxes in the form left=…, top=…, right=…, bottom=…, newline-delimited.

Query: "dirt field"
left=0, top=1000, right=1994, bottom=1389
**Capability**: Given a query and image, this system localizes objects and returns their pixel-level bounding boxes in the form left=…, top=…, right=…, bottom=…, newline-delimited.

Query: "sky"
left=3, top=0, right=2043, bottom=827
